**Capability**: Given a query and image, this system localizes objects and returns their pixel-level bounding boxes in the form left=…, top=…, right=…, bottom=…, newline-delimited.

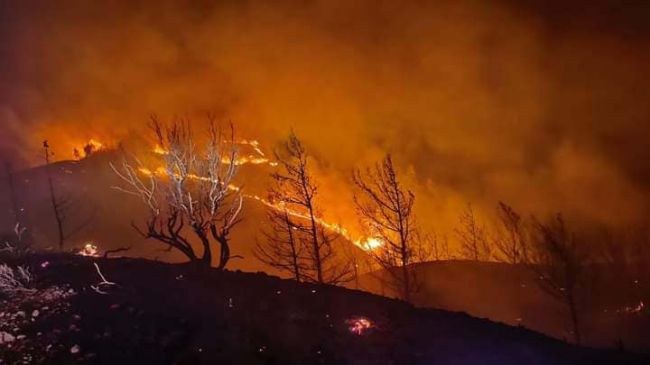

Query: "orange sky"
left=1, top=0, right=650, bottom=234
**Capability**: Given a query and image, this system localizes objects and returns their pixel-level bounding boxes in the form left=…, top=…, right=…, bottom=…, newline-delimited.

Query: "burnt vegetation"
left=0, top=252, right=646, bottom=365
left=352, top=155, right=431, bottom=303
left=1, top=120, right=649, bottom=362
left=111, top=118, right=242, bottom=269
left=256, top=132, right=352, bottom=285
left=42, top=141, right=93, bottom=251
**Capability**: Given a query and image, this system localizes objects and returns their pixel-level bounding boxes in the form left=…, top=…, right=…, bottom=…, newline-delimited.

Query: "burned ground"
left=359, top=260, right=650, bottom=350
left=0, top=253, right=646, bottom=364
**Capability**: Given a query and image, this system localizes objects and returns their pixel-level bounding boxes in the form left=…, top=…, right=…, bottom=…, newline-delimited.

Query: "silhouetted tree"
left=255, top=206, right=307, bottom=282
left=43, top=140, right=65, bottom=249
left=493, top=202, right=527, bottom=264
left=111, top=117, right=242, bottom=269
left=429, top=231, right=451, bottom=261
left=270, top=132, right=351, bottom=284
left=353, top=155, right=429, bottom=303
left=42, top=141, right=90, bottom=250
left=527, top=214, right=587, bottom=344
left=455, top=203, right=491, bottom=261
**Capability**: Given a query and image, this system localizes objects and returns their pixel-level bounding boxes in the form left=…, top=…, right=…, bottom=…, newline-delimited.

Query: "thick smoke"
left=1, top=0, right=650, bottom=235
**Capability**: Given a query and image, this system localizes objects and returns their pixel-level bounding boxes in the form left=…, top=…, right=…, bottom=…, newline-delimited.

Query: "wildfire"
left=621, top=301, right=645, bottom=314
left=238, top=139, right=265, bottom=157
left=152, top=144, right=167, bottom=155
left=137, top=166, right=241, bottom=192
left=346, top=317, right=374, bottom=335
left=77, top=243, right=100, bottom=257
left=152, top=139, right=278, bottom=167
left=247, top=194, right=383, bottom=251
left=137, top=166, right=383, bottom=251
left=141, top=139, right=383, bottom=251
left=361, top=237, right=383, bottom=250
left=73, top=139, right=104, bottom=160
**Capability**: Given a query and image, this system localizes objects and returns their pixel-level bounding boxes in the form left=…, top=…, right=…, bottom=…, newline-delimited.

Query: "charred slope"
left=358, top=260, right=650, bottom=350
left=0, top=151, right=364, bottom=274
left=0, top=253, right=645, bottom=365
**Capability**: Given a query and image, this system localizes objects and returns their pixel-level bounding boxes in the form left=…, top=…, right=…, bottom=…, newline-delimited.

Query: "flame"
left=620, top=301, right=645, bottom=314
left=346, top=317, right=374, bottom=335
left=151, top=139, right=278, bottom=167
left=137, top=166, right=241, bottom=192
left=361, top=237, right=383, bottom=250
left=140, top=139, right=383, bottom=251
left=152, top=144, right=168, bottom=155
left=237, top=139, right=266, bottom=157
left=77, top=242, right=100, bottom=257
left=73, top=139, right=104, bottom=160
left=244, top=194, right=383, bottom=251
left=137, top=167, right=383, bottom=251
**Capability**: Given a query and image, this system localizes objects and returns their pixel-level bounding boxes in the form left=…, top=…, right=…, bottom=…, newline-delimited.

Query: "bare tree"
left=455, top=203, right=491, bottom=261
left=429, top=231, right=451, bottom=261
left=43, top=140, right=65, bottom=249
left=111, top=117, right=243, bottom=269
left=341, top=239, right=361, bottom=289
left=492, top=202, right=527, bottom=264
left=270, top=132, right=351, bottom=285
left=527, top=214, right=587, bottom=344
left=42, top=140, right=91, bottom=250
left=254, top=206, right=306, bottom=282
left=353, top=154, right=429, bottom=303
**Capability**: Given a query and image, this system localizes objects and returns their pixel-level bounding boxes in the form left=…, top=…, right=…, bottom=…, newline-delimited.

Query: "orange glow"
left=346, top=317, right=373, bottom=335
left=140, top=139, right=383, bottom=251
left=230, top=194, right=382, bottom=251
left=72, top=139, right=104, bottom=160
left=152, top=144, right=167, bottom=155
left=151, top=140, right=278, bottom=167
left=77, top=242, right=100, bottom=257
left=360, top=237, right=383, bottom=250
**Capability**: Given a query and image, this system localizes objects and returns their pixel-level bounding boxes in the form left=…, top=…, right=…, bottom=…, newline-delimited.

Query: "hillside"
left=358, top=260, right=650, bottom=350
left=0, top=151, right=292, bottom=272
left=0, top=253, right=646, bottom=364
left=0, top=151, right=365, bottom=275
left=3, top=154, right=650, bottom=356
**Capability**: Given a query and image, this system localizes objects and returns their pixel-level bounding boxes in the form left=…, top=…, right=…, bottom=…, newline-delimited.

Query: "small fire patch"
left=77, top=243, right=99, bottom=257
left=346, top=317, right=373, bottom=335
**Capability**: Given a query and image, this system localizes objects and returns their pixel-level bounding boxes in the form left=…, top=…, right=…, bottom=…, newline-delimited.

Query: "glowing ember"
left=622, top=301, right=645, bottom=314
left=77, top=243, right=99, bottom=257
left=346, top=317, right=373, bottom=335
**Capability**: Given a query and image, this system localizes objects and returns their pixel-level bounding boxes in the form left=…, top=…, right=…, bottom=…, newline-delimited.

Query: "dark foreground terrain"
left=0, top=253, right=646, bottom=365
left=359, top=260, right=650, bottom=350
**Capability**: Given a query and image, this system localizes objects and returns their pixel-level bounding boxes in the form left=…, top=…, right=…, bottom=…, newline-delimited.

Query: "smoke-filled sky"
left=1, top=0, right=650, bottom=233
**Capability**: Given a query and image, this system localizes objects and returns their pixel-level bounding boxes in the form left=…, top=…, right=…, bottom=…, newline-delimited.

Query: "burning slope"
left=0, top=140, right=375, bottom=274
left=72, top=139, right=104, bottom=160
left=2, top=252, right=644, bottom=364
left=3, top=0, right=650, bottom=247
left=152, top=139, right=277, bottom=167
left=143, top=138, right=383, bottom=251
left=247, top=194, right=383, bottom=251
